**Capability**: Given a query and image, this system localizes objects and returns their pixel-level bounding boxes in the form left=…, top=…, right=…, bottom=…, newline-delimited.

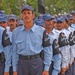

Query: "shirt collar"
left=52, top=29, right=56, bottom=34
left=20, top=23, right=39, bottom=32
left=47, top=29, right=54, bottom=35
left=31, top=24, right=39, bottom=32
left=20, top=25, right=25, bottom=31
left=67, top=26, right=71, bottom=31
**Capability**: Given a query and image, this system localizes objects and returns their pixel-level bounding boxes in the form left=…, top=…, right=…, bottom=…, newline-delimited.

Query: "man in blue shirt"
left=42, top=14, right=62, bottom=75
left=0, top=12, right=13, bottom=75
left=70, top=11, right=75, bottom=29
left=8, top=14, right=18, bottom=31
left=0, top=12, right=6, bottom=75
left=12, top=5, right=52, bottom=75
left=7, top=14, right=18, bottom=75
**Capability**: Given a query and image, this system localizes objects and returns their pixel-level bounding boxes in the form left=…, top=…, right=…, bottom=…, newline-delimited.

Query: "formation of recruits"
left=0, top=4, right=75, bottom=75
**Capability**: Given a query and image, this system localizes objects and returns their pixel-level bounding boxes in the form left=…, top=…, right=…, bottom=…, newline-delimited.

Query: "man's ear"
left=33, top=13, right=35, bottom=20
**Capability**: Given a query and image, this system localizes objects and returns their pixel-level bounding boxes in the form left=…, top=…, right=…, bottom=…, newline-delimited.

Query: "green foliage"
left=44, top=0, right=75, bottom=15
left=0, top=0, right=75, bottom=17
left=26, top=0, right=38, bottom=16
left=0, top=0, right=25, bottom=16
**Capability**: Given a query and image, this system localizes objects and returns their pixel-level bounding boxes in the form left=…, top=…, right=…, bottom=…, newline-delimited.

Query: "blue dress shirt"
left=3, top=29, right=12, bottom=72
left=12, top=24, right=52, bottom=71
left=0, top=26, right=4, bottom=53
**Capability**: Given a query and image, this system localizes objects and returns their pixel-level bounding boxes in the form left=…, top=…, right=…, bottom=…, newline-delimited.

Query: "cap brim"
left=8, top=17, right=17, bottom=20
left=0, top=19, right=7, bottom=22
left=57, top=21, right=63, bottom=23
left=21, top=8, right=33, bottom=13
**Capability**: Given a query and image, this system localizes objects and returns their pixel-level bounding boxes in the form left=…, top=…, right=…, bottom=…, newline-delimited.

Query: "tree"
left=0, top=0, right=75, bottom=17
left=44, top=0, right=75, bottom=15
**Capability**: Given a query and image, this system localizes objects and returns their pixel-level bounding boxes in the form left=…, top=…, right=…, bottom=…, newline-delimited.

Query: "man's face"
left=68, top=19, right=73, bottom=25
left=45, top=19, right=53, bottom=29
left=57, top=22, right=63, bottom=30
left=0, top=22, right=2, bottom=26
left=53, top=21, right=57, bottom=29
left=21, top=9, right=35, bottom=23
left=8, top=19, right=17, bottom=30
left=72, top=14, right=75, bottom=21
left=0, top=21, right=7, bottom=28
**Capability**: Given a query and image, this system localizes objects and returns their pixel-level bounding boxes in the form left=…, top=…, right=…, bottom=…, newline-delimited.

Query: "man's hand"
left=13, top=71, right=17, bottom=75
left=42, top=70, right=49, bottom=75
left=4, top=72, right=9, bottom=75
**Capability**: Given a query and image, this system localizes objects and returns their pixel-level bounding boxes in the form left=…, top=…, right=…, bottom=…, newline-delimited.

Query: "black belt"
left=19, top=54, right=40, bottom=60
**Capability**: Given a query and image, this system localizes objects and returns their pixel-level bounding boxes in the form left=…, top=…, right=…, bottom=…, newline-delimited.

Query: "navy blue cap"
left=21, top=5, right=34, bottom=12
left=0, top=13, right=8, bottom=22
left=18, top=20, right=24, bottom=25
left=0, top=10, right=5, bottom=14
left=8, top=14, right=17, bottom=20
left=70, top=11, right=75, bottom=15
left=34, top=18, right=45, bottom=27
left=66, top=14, right=73, bottom=20
left=56, top=17, right=65, bottom=23
left=62, top=15, right=68, bottom=21
left=42, top=14, right=54, bottom=20
left=52, top=18, right=57, bottom=22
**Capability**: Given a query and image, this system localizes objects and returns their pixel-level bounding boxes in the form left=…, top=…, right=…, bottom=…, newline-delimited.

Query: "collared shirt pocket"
left=16, top=40, right=25, bottom=52
left=32, top=36, right=42, bottom=48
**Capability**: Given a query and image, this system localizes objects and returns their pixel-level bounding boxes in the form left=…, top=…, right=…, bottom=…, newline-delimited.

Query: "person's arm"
left=4, top=47, right=12, bottom=72
left=0, top=28, right=4, bottom=53
left=12, top=31, right=19, bottom=73
left=0, top=38, right=4, bottom=52
left=42, top=31, right=53, bottom=75
left=43, top=46, right=52, bottom=71
left=42, top=46, right=52, bottom=75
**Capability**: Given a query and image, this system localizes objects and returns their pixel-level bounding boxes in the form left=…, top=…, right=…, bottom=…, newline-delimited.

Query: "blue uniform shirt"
left=71, top=24, right=75, bottom=29
left=48, top=29, right=61, bottom=60
left=12, top=24, right=52, bottom=71
left=3, top=29, right=12, bottom=72
left=0, top=26, right=4, bottom=53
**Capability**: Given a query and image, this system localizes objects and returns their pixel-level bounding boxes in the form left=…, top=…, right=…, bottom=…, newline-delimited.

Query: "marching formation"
left=0, top=5, right=75, bottom=75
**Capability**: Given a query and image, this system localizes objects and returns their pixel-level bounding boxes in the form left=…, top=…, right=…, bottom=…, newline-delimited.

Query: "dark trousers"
left=72, top=60, right=75, bottom=75
left=65, top=65, right=72, bottom=75
left=17, top=57, right=43, bottom=75
left=9, top=66, right=13, bottom=75
left=65, top=60, right=75, bottom=75
left=49, top=62, right=54, bottom=75
left=0, top=62, right=5, bottom=75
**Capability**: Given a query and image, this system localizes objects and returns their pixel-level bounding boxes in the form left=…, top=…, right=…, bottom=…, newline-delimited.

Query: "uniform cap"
left=56, top=17, right=65, bottom=23
left=0, top=13, right=8, bottom=22
left=34, top=18, right=45, bottom=27
left=21, top=5, right=34, bottom=12
left=42, top=14, right=54, bottom=20
left=18, top=20, right=24, bottom=25
left=66, top=14, right=73, bottom=20
left=70, top=11, right=75, bottom=15
left=8, top=14, right=17, bottom=20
